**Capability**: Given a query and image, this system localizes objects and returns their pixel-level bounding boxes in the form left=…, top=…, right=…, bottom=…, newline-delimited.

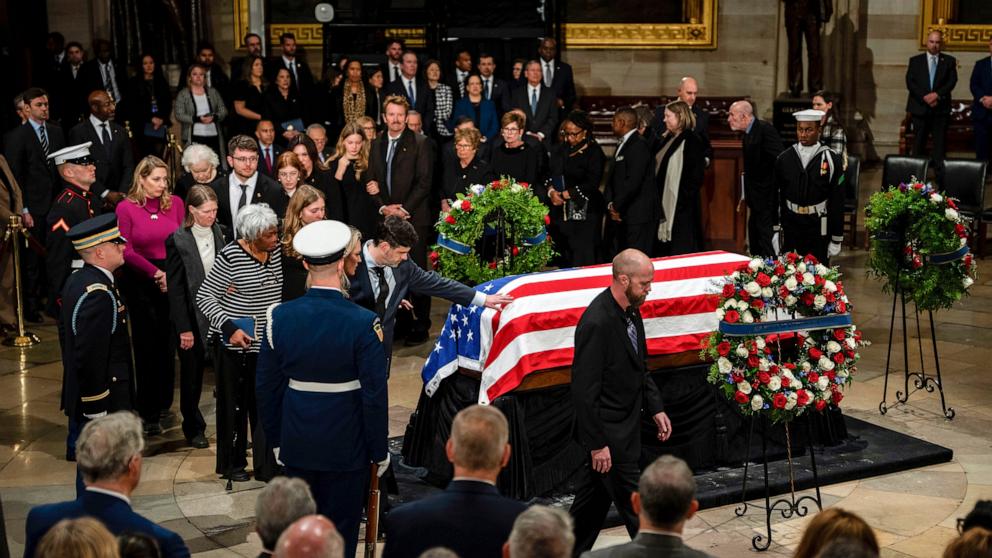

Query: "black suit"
left=68, top=118, right=135, bottom=196
left=79, top=59, right=127, bottom=106
left=570, top=288, right=666, bottom=554
left=54, top=61, right=89, bottom=129
left=604, top=132, right=659, bottom=255
left=209, top=173, right=281, bottom=233
left=382, top=479, right=527, bottom=558
left=510, top=84, right=558, bottom=145
left=265, top=56, right=315, bottom=95
left=905, top=51, right=958, bottom=166
left=581, top=532, right=712, bottom=558
left=384, top=76, right=435, bottom=133
left=541, top=58, right=577, bottom=112
left=481, top=75, right=511, bottom=114
left=256, top=143, right=284, bottom=178
left=741, top=119, right=785, bottom=257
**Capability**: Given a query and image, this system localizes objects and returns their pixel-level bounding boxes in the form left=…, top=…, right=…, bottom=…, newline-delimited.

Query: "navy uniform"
left=46, top=142, right=101, bottom=311
left=257, top=220, right=389, bottom=558
left=774, top=109, right=846, bottom=264
left=58, top=214, right=133, bottom=463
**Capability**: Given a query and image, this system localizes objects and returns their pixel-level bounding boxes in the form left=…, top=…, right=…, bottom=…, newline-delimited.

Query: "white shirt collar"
left=310, top=286, right=341, bottom=292
left=638, top=527, right=682, bottom=539
left=282, top=55, right=295, bottom=66
left=85, top=486, right=130, bottom=505
left=93, top=265, right=115, bottom=284
left=529, top=83, right=541, bottom=94
left=362, top=240, right=381, bottom=269
left=90, top=113, right=110, bottom=137
left=617, top=129, right=637, bottom=151
left=229, top=171, right=259, bottom=189
left=452, top=476, right=497, bottom=486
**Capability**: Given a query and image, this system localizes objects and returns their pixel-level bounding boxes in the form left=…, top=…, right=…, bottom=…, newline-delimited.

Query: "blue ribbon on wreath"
left=437, top=234, right=472, bottom=255
left=719, top=313, right=853, bottom=336
left=522, top=228, right=547, bottom=246
left=926, top=245, right=969, bottom=265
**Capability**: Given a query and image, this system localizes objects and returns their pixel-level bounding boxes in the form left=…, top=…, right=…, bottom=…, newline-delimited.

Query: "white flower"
left=761, top=287, right=774, bottom=299
left=511, top=183, right=524, bottom=193
left=717, top=357, right=733, bottom=373
left=791, top=378, right=804, bottom=390
left=930, top=193, right=943, bottom=204
left=470, top=184, right=486, bottom=196
left=759, top=359, right=770, bottom=371
left=749, top=258, right=763, bottom=271
left=785, top=392, right=798, bottom=410
left=798, top=262, right=807, bottom=273
left=803, top=272, right=815, bottom=286
left=946, top=208, right=959, bottom=221
left=737, top=381, right=752, bottom=394
left=837, top=369, right=850, bottom=379
left=826, top=340, right=842, bottom=354
left=768, top=376, right=782, bottom=391
left=782, top=369, right=797, bottom=383
left=745, top=281, right=761, bottom=297
left=824, top=280, right=837, bottom=293
left=737, top=300, right=750, bottom=312
left=814, top=295, right=827, bottom=309
left=817, top=376, right=830, bottom=390
left=819, top=356, right=836, bottom=371
left=816, top=264, right=828, bottom=275
left=786, top=265, right=796, bottom=274
left=751, top=395, right=764, bottom=411
left=964, top=277, right=974, bottom=289
left=731, top=271, right=740, bottom=280
left=756, top=338, right=766, bottom=349
left=742, top=311, right=755, bottom=324
left=785, top=295, right=798, bottom=306
left=736, top=346, right=750, bottom=357
left=802, top=361, right=812, bottom=372
left=845, top=337, right=857, bottom=349
left=961, top=237, right=968, bottom=247
left=724, top=299, right=738, bottom=309
left=716, top=308, right=726, bottom=319
left=784, top=276, right=798, bottom=291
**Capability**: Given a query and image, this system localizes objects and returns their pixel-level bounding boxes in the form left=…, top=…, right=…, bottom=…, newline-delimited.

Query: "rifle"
left=365, top=462, right=381, bottom=558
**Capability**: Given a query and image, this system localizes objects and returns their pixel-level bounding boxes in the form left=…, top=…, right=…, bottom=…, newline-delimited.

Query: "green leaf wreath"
left=431, top=176, right=554, bottom=285
left=865, top=179, right=977, bottom=311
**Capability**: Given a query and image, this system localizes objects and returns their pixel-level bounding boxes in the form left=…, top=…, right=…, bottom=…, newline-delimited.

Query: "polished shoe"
left=143, top=422, right=162, bottom=437
left=187, top=433, right=209, bottom=449
left=404, top=331, right=430, bottom=346
left=222, top=469, right=250, bottom=482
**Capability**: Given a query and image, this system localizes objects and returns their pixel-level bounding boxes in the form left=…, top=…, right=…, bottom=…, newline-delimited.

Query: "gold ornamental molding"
left=269, top=24, right=324, bottom=47
left=921, top=0, right=992, bottom=51
left=233, top=0, right=249, bottom=50
left=565, top=0, right=718, bottom=50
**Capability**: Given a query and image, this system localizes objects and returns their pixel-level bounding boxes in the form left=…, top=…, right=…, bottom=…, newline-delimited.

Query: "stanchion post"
left=3, top=215, right=41, bottom=347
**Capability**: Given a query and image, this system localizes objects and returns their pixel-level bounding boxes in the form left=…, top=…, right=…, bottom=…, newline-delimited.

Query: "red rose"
left=717, top=341, right=731, bottom=356
left=756, top=272, right=771, bottom=287
left=825, top=292, right=836, bottom=303
left=814, top=275, right=825, bottom=286
left=832, top=390, right=844, bottom=404
left=757, top=371, right=771, bottom=384
left=833, top=353, right=845, bottom=364
left=854, top=330, right=863, bottom=342
left=781, top=377, right=791, bottom=388
left=764, top=346, right=773, bottom=354
left=731, top=373, right=745, bottom=384
left=783, top=362, right=796, bottom=370
left=461, top=199, right=472, bottom=211
left=544, top=214, right=551, bottom=225
left=519, top=182, right=529, bottom=189
left=491, top=180, right=500, bottom=187
left=845, top=350, right=855, bottom=359
left=488, top=261, right=498, bottom=269
left=806, top=254, right=819, bottom=265
left=797, top=390, right=810, bottom=406
left=445, top=215, right=456, bottom=225
left=773, top=393, right=788, bottom=409
left=752, top=299, right=765, bottom=310
left=779, top=286, right=790, bottom=298
left=747, top=355, right=760, bottom=368
left=734, top=391, right=749, bottom=404
left=947, top=198, right=958, bottom=209
left=808, top=347, right=823, bottom=359
left=787, top=252, right=798, bottom=263
left=774, top=265, right=786, bottom=276
left=837, top=301, right=847, bottom=313
left=429, top=251, right=439, bottom=261
left=815, top=400, right=827, bottom=411
left=769, top=365, right=780, bottom=374
left=826, top=370, right=836, bottom=381
left=725, top=310, right=740, bottom=323
left=722, top=283, right=736, bottom=298
left=964, top=254, right=974, bottom=267
left=801, top=293, right=815, bottom=306
left=512, top=246, right=520, bottom=256
left=808, top=372, right=819, bottom=384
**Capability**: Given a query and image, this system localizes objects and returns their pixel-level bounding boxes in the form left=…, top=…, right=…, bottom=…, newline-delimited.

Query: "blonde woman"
left=35, top=517, right=120, bottom=558
left=281, top=184, right=326, bottom=301
left=330, top=121, right=381, bottom=241
left=117, top=156, right=184, bottom=436
left=654, top=99, right=705, bottom=256
left=174, top=63, right=228, bottom=160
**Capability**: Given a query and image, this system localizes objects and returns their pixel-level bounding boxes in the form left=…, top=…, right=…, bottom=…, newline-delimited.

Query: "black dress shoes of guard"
left=223, top=469, right=250, bottom=482
left=187, top=433, right=209, bottom=449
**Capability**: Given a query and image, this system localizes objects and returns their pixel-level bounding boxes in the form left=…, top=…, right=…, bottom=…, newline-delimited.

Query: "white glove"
left=377, top=453, right=391, bottom=477
left=273, top=447, right=284, bottom=466
left=771, top=232, right=781, bottom=255
left=827, top=242, right=841, bottom=258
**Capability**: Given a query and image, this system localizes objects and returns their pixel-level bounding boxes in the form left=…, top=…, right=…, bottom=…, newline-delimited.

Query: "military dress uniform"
left=256, top=220, right=389, bottom=558
left=774, top=141, right=845, bottom=264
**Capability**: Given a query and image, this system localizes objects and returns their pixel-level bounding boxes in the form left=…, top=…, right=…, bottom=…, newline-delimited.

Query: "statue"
left=783, top=0, right=833, bottom=97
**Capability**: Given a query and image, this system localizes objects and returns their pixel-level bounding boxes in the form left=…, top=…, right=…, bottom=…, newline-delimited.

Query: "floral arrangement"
left=432, top=176, right=554, bottom=285
left=865, top=179, right=977, bottom=311
left=702, top=253, right=869, bottom=423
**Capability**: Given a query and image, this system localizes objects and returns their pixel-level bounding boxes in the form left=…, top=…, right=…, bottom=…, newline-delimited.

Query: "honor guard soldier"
left=59, top=214, right=133, bottom=463
left=773, top=109, right=846, bottom=264
left=46, top=142, right=101, bottom=314
left=256, top=220, right=389, bottom=558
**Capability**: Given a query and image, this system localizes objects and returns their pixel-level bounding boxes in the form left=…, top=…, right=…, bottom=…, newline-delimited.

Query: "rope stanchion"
left=2, top=215, right=41, bottom=347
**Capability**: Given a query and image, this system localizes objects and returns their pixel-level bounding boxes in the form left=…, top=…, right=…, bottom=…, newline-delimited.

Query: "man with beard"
left=569, top=248, right=671, bottom=554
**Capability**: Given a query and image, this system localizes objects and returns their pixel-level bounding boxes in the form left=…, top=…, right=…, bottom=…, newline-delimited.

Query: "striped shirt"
left=196, top=241, right=283, bottom=353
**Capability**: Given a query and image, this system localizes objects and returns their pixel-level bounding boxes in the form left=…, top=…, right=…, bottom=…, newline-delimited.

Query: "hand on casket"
left=484, top=294, right=514, bottom=311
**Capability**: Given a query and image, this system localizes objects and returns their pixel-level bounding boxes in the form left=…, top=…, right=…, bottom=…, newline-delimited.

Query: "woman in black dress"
left=490, top=111, right=543, bottom=186
left=263, top=68, right=304, bottom=146
left=125, top=53, right=172, bottom=157
left=329, top=121, right=379, bottom=242
left=655, top=100, right=706, bottom=255
left=288, top=135, right=345, bottom=222
left=548, top=110, right=606, bottom=266
left=279, top=184, right=326, bottom=301
left=442, top=127, right=494, bottom=211
left=230, top=54, right=267, bottom=138
left=270, top=151, right=307, bottom=221
left=330, top=60, right=378, bottom=139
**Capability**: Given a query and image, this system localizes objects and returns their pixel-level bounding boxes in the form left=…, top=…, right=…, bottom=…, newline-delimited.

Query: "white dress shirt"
left=228, top=172, right=259, bottom=227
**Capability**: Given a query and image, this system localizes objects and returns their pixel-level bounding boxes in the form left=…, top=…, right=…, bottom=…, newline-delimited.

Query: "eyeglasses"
left=501, top=127, right=521, bottom=134
left=454, top=143, right=473, bottom=150
left=232, top=156, right=259, bottom=164
left=561, top=130, right=584, bottom=137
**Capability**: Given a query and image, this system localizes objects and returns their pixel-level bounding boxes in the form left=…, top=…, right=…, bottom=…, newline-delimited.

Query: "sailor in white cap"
left=45, top=142, right=103, bottom=316
left=256, top=220, right=388, bottom=558
left=772, top=109, right=846, bottom=264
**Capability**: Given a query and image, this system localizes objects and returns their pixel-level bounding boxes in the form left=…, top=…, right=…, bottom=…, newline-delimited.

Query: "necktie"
left=386, top=138, right=398, bottom=194
left=289, top=62, right=299, bottom=89
left=407, top=80, right=416, bottom=105
left=39, top=125, right=49, bottom=155
left=238, top=184, right=249, bottom=211
left=373, top=267, right=389, bottom=318
left=530, top=88, right=538, bottom=115
left=929, top=56, right=937, bottom=89
left=392, top=65, right=399, bottom=82
left=104, top=63, right=118, bottom=102
left=544, top=62, right=552, bottom=87
left=484, top=78, right=491, bottom=99
left=100, top=122, right=112, bottom=154
left=265, top=147, right=273, bottom=172
left=625, top=313, right=639, bottom=354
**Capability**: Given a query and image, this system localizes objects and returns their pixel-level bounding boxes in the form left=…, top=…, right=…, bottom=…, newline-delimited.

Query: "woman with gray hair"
left=175, top=143, right=223, bottom=200
left=197, top=203, right=282, bottom=482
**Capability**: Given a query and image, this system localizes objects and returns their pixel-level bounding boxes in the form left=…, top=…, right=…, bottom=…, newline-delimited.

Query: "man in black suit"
left=68, top=90, right=133, bottom=198
left=265, top=33, right=315, bottom=96
left=570, top=249, right=670, bottom=554
left=478, top=53, right=510, bottom=115
left=383, top=38, right=405, bottom=84
left=728, top=100, right=785, bottom=257
left=383, top=405, right=528, bottom=558
left=510, top=60, right=558, bottom=146
left=79, top=39, right=125, bottom=107
left=209, top=135, right=281, bottom=233
left=56, top=42, right=89, bottom=129
left=906, top=29, right=957, bottom=169
left=306, top=123, right=332, bottom=165
left=970, top=36, right=992, bottom=160
left=4, top=87, right=66, bottom=321
left=447, top=49, right=474, bottom=100
left=605, top=107, right=659, bottom=256
left=581, top=456, right=709, bottom=558
left=230, top=32, right=263, bottom=85
left=255, top=120, right=283, bottom=178
left=384, top=51, right=435, bottom=136
left=538, top=38, right=577, bottom=113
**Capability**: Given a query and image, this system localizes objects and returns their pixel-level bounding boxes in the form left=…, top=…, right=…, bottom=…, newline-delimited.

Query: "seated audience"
left=943, top=527, right=992, bottom=558
left=581, top=455, right=710, bottom=557
left=383, top=405, right=527, bottom=558
left=256, top=477, right=318, bottom=557
left=24, top=412, right=190, bottom=558
left=504, top=505, right=574, bottom=558
left=175, top=144, right=221, bottom=200
left=36, top=517, right=120, bottom=558
left=273, top=515, right=344, bottom=558
left=793, top=508, right=879, bottom=558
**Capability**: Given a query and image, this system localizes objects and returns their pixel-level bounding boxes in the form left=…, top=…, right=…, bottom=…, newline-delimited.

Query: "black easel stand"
left=735, top=415, right=822, bottom=551
left=878, top=274, right=955, bottom=420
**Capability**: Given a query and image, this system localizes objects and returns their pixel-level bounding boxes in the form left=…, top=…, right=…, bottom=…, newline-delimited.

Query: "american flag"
left=422, top=251, right=753, bottom=404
